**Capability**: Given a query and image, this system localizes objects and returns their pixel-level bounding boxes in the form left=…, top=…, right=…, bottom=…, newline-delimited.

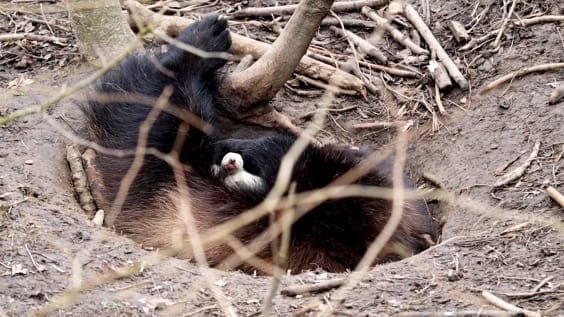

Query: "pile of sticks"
left=133, top=0, right=564, bottom=129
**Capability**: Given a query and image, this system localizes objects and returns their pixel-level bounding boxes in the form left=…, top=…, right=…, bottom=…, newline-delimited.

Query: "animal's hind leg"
left=160, top=14, right=231, bottom=78
left=158, top=14, right=232, bottom=125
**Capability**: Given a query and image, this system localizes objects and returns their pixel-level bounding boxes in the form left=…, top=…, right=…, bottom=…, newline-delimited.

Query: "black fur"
left=82, top=14, right=438, bottom=273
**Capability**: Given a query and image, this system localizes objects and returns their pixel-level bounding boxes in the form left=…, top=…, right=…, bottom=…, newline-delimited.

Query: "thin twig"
left=281, top=278, right=346, bottom=296
left=0, top=32, right=66, bottom=45
left=399, top=311, right=526, bottom=317
left=403, top=4, right=469, bottom=90
left=169, top=126, right=238, bottom=317
left=492, top=0, right=517, bottom=49
left=261, top=184, right=296, bottom=316
left=362, top=6, right=429, bottom=55
left=230, top=0, right=389, bottom=18
left=320, top=17, right=377, bottom=29
left=481, top=63, right=564, bottom=94
left=307, top=52, right=420, bottom=77
left=330, top=25, right=387, bottom=64
left=481, top=290, right=541, bottom=317
left=493, top=141, right=540, bottom=187
left=532, top=276, right=554, bottom=293
left=546, top=186, right=564, bottom=208
left=350, top=121, right=395, bottom=129
left=514, top=15, right=564, bottom=27
left=24, top=244, right=45, bottom=272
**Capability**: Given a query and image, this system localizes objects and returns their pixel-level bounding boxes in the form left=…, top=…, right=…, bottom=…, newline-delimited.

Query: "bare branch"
left=0, top=32, right=67, bottom=45
left=222, top=0, right=336, bottom=112
left=230, top=0, right=389, bottom=18
left=481, top=63, right=564, bottom=94
left=362, top=6, right=429, bottom=55
left=403, top=3, right=469, bottom=90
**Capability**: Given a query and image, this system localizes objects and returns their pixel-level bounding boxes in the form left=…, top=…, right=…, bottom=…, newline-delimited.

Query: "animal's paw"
left=177, top=14, right=231, bottom=54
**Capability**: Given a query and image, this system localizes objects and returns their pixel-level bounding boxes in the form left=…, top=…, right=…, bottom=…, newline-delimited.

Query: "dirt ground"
left=1, top=0, right=563, bottom=316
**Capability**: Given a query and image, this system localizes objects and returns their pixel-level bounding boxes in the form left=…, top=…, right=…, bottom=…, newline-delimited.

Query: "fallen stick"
left=399, top=311, right=526, bottom=317
left=230, top=0, right=389, bottom=18
left=81, top=148, right=107, bottom=212
left=546, top=186, right=564, bottom=208
left=434, top=83, right=446, bottom=114
left=492, top=0, right=517, bottom=49
left=294, top=74, right=357, bottom=95
left=428, top=59, right=452, bottom=90
left=66, top=145, right=97, bottom=215
left=462, top=16, right=564, bottom=51
left=515, top=15, right=564, bottom=27
left=548, top=84, right=564, bottom=104
left=281, top=278, right=346, bottom=296
left=320, top=17, right=377, bottom=29
left=299, top=105, right=357, bottom=119
left=481, top=63, right=564, bottom=94
left=531, top=275, right=554, bottom=293
left=330, top=25, right=387, bottom=64
left=0, top=32, right=67, bottom=46
left=481, top=290, right=541, bottom=317
left=503, top=289, right=564, bottom=299
left=403, top=4, right=469, bottom=90
left=493, top=141, right=540, bottom=188
left=307, top=52, right=420, bottom=77
left=125, top=0, right=365, bottom=94
left=361, top=7, right=429, bottom=55
left=349, top=121, right=394, bottom=129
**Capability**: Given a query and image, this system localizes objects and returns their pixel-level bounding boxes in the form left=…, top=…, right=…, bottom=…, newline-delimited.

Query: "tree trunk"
left=68, top=0, right=136, bottom=66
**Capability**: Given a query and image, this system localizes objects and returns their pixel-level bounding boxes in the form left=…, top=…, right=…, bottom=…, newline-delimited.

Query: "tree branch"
left=230, top=0, right=388, bottom=18
left=223, top=0, right=337, bottom=112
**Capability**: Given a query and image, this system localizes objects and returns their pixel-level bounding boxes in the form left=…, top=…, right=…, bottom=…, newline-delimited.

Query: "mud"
left=0, top=0, right=562, bottom=316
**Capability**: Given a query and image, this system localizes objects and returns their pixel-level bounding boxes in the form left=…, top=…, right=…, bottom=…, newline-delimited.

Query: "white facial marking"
left=221, top=152, right=243, bottom=173
left=220, top=152, right=266, bottom=192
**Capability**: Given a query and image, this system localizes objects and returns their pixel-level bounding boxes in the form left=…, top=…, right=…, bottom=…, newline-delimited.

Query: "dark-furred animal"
left=83, top=14, right=437, bottom=273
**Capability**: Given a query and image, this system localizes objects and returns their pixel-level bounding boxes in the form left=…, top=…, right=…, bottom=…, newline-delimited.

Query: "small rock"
left=447, top=269, right=462, bottom=281
left=12, top=264, right=29, bottom=275
left=14, top=57, right=31, bottom=69
left=490, top=144, right=498, bottom=149
left=499, top=101, right=510, bottom=109
left=91, top=209, right=105, bottom=226
left=24, top=159, right=34, bottom=165
left=213, top=279, right=227, bottom=287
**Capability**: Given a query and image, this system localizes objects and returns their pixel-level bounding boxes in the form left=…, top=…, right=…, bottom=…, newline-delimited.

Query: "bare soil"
left=1, top=0, right=563, bottom=316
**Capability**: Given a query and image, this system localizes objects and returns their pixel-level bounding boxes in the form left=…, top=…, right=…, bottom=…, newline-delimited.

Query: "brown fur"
left=83, top=14, right=437, bottom=274
left=94, top=159, right=435, bottom=274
